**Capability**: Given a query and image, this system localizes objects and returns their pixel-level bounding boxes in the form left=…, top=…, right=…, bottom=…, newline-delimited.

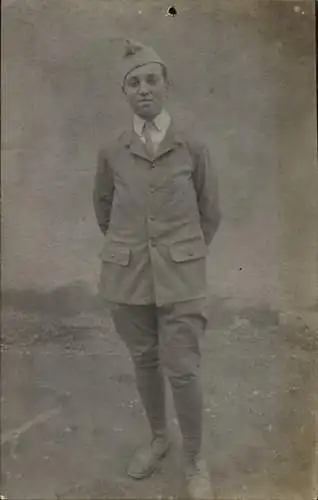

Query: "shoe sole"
left=127, top=444, right=171, bottom=480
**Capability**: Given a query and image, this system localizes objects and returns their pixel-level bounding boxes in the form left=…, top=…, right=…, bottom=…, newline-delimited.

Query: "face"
left=123, top=62, right=168, bottom=120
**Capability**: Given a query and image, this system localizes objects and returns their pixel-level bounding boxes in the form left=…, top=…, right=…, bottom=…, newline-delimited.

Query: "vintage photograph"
left=1, top=0, right=317, bottom=499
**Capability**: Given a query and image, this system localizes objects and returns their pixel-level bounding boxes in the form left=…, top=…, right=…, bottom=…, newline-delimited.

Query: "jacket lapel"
left=128, top=130, right=150, bottom=161
left=124, top=120, right=183, bottom=162
left=155, top=121, right=183, bottom=159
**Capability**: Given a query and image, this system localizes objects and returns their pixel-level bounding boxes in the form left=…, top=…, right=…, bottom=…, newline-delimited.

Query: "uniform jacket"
left=93, top=119, right=221, bottom=306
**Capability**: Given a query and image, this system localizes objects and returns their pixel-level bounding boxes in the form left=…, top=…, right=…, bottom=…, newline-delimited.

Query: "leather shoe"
left=127, top=434, right=171, bottom=479
left=186, top=458, right=213, bottom=499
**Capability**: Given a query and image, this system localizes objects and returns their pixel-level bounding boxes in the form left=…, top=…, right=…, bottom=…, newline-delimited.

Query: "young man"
left=93, top=40, right=221, bottom=499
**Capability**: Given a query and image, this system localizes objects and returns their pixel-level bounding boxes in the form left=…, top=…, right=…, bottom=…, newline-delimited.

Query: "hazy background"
left=2, top=0, right=317, bottom=309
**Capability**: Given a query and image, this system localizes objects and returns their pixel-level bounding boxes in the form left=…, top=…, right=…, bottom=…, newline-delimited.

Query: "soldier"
left=93, top=39, right=221, bottom=499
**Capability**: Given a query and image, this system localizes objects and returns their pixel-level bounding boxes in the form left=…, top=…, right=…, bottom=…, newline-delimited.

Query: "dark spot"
left=239, top=267, right=243, bottom=271
left=240, top=307, right=279, bottom=327
left=209, top=87, right=214, bottom=94
left=2, top=281, right=99, bottom=317
left=167, top=6, right=177, bottom=16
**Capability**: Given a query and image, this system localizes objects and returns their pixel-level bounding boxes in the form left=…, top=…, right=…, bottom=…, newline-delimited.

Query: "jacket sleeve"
left=191, top=142, right=221, bottom=246
left=93, top=149, right=114, bottom=235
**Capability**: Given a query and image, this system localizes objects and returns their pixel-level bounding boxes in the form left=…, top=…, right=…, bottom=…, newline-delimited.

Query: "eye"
left=146, top=74, right=159, bottom=86
left=127, top=77, right=139, bottom=88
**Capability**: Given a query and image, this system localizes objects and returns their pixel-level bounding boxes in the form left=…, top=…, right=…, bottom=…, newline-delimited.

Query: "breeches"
left=110, top=299, right=208, bottom=460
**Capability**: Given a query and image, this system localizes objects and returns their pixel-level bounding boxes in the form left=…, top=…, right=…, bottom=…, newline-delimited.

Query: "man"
left=93, top=39, right=221, bottom=499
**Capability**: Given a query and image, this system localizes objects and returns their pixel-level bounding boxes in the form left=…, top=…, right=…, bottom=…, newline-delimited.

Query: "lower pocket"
left=100, top=245, right=131, bottom=266
left=169, top=239, right=207, bottom=263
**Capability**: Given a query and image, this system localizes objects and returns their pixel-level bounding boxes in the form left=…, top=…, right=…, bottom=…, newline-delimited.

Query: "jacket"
left=93, top=120, right=221, bottom=305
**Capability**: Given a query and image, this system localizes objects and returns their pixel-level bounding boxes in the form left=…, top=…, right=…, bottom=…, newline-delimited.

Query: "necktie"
left=143, top=121, right=155, bottom=158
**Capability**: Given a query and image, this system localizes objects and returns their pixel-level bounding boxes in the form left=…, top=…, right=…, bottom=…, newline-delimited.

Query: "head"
left=122, top=62, right=169, bottom=120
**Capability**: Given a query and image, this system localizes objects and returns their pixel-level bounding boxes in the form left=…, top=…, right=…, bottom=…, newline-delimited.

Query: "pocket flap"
left=100, top=245, right=130, bottom=266
left=169, top=239, right=207, bottom=263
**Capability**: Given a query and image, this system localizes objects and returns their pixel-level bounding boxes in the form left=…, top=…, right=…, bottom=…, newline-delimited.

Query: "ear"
left=164, top=72, right=172, bottom=89
left=164, top=77, right=170, bottom=95
left=121, top=82, right=127, bottom=95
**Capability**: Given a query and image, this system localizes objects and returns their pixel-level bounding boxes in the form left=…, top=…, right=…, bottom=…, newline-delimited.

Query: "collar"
left=121, top=117, right=185, bottom=159
left=133, top=109, right=171, bottom=136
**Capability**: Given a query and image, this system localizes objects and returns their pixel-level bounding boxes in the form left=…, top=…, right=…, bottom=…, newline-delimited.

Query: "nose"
left=139, top=80, right=150, bottom=95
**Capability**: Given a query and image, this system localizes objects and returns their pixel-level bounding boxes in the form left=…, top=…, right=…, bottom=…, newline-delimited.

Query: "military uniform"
left=93, top=39, right=221, bottom=498
left=94, top=121, right=220, bottom=305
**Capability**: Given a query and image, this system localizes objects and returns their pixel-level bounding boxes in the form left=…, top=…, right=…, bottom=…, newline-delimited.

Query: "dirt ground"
left=1, top=286, right=316, bottom=499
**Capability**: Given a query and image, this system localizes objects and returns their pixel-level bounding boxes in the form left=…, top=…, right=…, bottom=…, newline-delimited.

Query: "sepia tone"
left=1, top=0, right=317, bottom=499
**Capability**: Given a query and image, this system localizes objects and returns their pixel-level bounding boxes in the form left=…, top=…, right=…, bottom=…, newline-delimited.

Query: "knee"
left=162, top=351, right=200, bottom=386
left=168, top=371, right=198, bottom=389
left=131, top=347, right=160, bottom=371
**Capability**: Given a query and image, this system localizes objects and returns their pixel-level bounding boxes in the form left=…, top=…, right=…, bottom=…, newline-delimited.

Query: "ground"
left=1, top=285, right=316, bottom=499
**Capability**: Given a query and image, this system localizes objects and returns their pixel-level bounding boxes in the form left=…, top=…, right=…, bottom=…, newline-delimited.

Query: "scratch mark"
left=1, top=407, right=61, bottom=445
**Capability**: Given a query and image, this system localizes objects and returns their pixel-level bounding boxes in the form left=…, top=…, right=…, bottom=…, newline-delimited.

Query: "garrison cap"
left=120, top=39, right=166, bottom=85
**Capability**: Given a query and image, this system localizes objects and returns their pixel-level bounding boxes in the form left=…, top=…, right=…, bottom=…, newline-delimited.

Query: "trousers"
left=110, top=299, right=208, bottom=461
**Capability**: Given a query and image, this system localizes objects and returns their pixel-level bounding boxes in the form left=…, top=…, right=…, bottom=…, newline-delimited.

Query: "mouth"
left=138, top=99, right=153, bottom=105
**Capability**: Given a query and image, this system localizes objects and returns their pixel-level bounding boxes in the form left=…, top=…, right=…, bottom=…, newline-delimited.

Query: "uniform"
left=94, top=120, right=221, bottom=305
left=93, top=39, right=221, bottom=498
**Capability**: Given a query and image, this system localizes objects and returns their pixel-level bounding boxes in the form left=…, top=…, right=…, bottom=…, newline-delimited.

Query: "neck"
left=136, top=109, right=165, bottom=122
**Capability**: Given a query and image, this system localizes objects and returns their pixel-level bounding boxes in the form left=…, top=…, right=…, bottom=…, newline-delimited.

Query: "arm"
left=191, top=143, right=221, bottom=246
left=93, top=149, right=114, bottom=235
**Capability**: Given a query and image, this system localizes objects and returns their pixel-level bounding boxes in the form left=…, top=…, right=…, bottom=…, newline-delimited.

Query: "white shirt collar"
left=133, top=109, right=171, bottom=136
